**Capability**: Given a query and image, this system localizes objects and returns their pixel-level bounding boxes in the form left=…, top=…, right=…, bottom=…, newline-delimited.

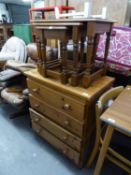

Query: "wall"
left=7, top=3, right=30, bottom=24
left=33, top=0, right=45, bottom=8
left=70, top=0, right=128, bottom=25
left=124, top=0, right=131, bottom=26
left=0, top=3, right=30, bottom=24
left=44, top=0, right=128, bottom=25
left=91, top=0, right=128, bottom=25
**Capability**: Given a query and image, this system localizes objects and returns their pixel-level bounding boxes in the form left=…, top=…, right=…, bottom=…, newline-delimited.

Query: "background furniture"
left=93, top=86, right=131, bottom=175
left=96, top=26, right=131, bottom=76
left=96, top=26, right=131, bottom=86
left=55, top=2, right=89, bottom=19
left=25, top=68, right=114, bottom=167
left=0, top=36, right=27, bottom=70
left=0, top=67, right=28, bottom=118
left=0, top=43, right=36, bottom=118
left=29, top=6, right=74, bottom=21
left=0, top=42, right=58, bottom=118
left=29, top=5, right=74, bottom=41
left=0, top=24, right=12, bottom=49
left=55, top=2, right=107, bottom=19
left=13, top=24, right=32, bottom=44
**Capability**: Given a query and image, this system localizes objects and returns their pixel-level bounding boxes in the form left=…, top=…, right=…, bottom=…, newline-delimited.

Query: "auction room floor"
left=0, top=104, right=127, bottom=175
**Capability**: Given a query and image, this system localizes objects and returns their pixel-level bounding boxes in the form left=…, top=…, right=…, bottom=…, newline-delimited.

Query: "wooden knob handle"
left=63, top=104, right=71, bottom=110
left=32, top=88, right=39, bottom=93
left=63, top=149, right=67, bottom=154
left=34, top=118, right=39, bottom=122
left=36, top=129, right=41, bottom=134
left=64, top=120, right=69, bottom=126
left=34, top=104, right=40, bottom=108
left=63, top=136, right=68, bottom=141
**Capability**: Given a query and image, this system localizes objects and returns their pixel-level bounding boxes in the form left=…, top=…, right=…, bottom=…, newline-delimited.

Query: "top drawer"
left=27, top=79, right=86, bottom=121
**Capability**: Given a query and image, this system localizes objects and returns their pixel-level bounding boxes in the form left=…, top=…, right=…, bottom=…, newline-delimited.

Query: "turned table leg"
left=82, top=35, right=95, bottom=88
left=71, top=26, right=80, bottom=86
left=36, top=30, right=47, bottom=77
left=61, top=39, right=69, bottom=84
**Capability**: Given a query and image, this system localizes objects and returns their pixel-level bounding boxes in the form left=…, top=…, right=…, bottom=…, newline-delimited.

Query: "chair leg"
left=106, top=154, right=131, bottom=174
left=93, top=125, right=114, bottom=175
left=87, top=132, right=100, bottom=167
left=10, top=109, right=28, bottom=119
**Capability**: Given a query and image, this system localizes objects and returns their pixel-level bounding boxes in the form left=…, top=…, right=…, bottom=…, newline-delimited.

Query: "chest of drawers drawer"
left=30, top=108, right=82, bottom=152
left=29, top=95, right=84, bottom=137
left=32, top=122, right=81, bottom=166
left=27, top=79, right=86, bottom=121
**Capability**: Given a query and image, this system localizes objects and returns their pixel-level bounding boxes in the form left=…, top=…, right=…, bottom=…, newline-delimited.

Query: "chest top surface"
left=25, top=69, right=114, bottom=102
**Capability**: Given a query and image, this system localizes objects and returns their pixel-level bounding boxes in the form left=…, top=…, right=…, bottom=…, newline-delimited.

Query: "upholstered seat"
left=0, top=69, right=21, bottom=82
left=1, top=87, right=24, bottom=107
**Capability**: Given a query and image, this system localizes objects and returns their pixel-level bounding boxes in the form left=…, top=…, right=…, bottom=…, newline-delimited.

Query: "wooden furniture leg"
left=61, top=39, right=69, bottom=84
left=40, top=30, right=47, bottom=76
left=71, top=26, right=80, bottom=86
left=93, top=125, right=114, bottom=175
left=87, top=124, right=100, bottom=167
left=36, top=30, right=47, bottom=76
left=82, top=33, right=95, bottom=88
left=103, top=24, right=112, bottom=64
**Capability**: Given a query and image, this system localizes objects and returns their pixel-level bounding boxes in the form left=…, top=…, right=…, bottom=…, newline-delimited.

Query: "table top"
left=32, top=18, right=115, bottom=24
left=100, top=86, right=131, bottom=135
left=25, top=69, right=114, bottom=103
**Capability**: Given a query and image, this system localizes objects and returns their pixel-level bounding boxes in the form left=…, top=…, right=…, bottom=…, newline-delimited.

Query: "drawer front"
left=29, top=95, right=83, bottom=137
left=32, top=122, right=80, bottom=165
left=30, top=108, right=82, bottom=152
left=27, top=79, right=85, bottom=121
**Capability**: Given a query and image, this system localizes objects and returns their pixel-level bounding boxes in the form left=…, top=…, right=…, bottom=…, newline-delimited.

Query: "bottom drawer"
left=30, top=108, right=82, bottom=152
left=32, top=122, right=80, bottom=165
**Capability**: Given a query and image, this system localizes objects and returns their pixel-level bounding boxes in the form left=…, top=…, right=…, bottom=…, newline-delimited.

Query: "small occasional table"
left=94, top=86, right=131, bottom=175
left=32, top=19, right=115, bottom=88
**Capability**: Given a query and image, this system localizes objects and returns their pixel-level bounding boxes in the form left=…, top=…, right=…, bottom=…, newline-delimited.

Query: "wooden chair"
left=87, top=86, right=131, bottom=174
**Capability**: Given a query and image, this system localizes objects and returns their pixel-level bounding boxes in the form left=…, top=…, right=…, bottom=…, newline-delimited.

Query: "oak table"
left=93, top=86, right=131, bottom=175
left=32, top=18, right=115, bottom=88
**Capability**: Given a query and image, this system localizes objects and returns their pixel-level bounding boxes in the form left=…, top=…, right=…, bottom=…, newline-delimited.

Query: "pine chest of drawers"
left=25, top=69, right=114, bottom=167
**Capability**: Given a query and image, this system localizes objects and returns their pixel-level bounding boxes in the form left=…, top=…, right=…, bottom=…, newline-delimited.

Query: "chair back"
left=96, top=86, right=124, bottom=117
